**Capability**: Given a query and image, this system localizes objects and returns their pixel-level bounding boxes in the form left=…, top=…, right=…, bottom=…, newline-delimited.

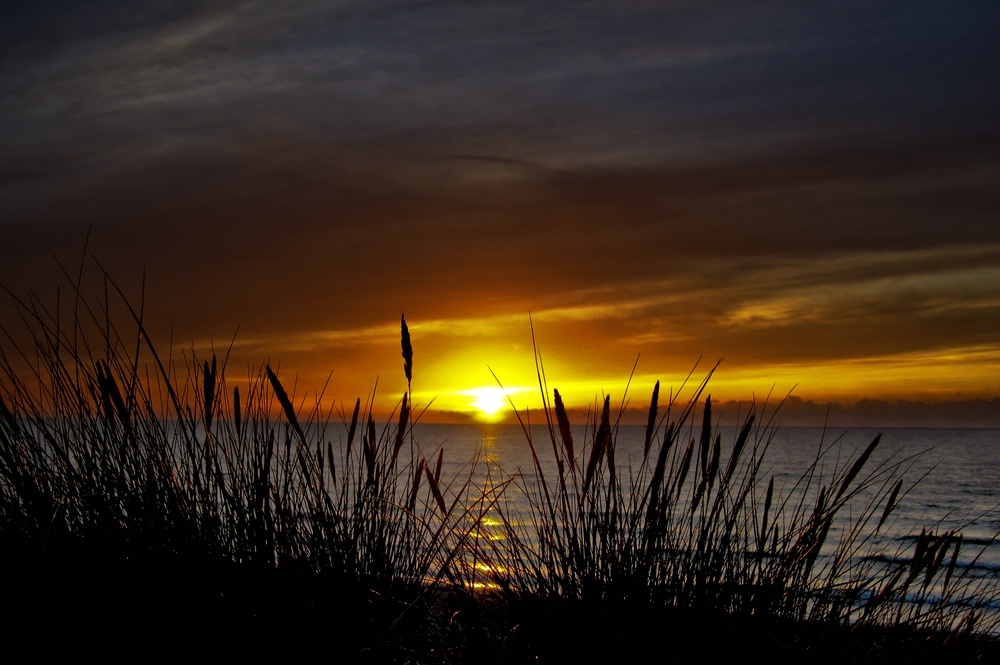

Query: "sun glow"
left=437, top=386, right=534, bottom=422
left=463, top=387, right=511, bottom=418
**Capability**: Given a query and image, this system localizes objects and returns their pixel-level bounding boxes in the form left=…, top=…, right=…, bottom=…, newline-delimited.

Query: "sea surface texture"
left=407, top=423, right=1000, bottom=624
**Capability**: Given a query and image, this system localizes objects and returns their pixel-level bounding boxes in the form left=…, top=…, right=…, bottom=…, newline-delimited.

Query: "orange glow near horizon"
left=392, top=343, right=1000, bottom=426
left=177, top=307, right=1000, bottom=427
left=409, top=384, right=538, bottom=423
left=2, top=298, right=998, bottom=429
left=457, top=387, right=523, bottom=422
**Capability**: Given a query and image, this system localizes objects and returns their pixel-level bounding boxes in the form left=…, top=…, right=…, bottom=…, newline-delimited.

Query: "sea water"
left=405, top=422, right=1000, bottom=625
left=411, top=424, right=1000, bottom=555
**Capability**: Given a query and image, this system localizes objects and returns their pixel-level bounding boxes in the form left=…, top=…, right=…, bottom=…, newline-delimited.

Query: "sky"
left=1, top=1, right=999, bottom=427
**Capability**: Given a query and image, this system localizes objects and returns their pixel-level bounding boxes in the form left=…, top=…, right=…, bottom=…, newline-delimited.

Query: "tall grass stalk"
left=487, top=345, right=1000, bottom=639
left=0, top=270, right=492, bottom=637
left=0, top=265, right=997, bottom=660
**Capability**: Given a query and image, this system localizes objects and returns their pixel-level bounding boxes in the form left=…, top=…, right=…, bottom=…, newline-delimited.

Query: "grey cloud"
left=6, top=0, right=996, bottom=189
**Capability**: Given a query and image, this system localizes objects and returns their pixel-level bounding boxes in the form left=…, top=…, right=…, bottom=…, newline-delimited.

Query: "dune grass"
left=0, top=267, right=998, bottom=662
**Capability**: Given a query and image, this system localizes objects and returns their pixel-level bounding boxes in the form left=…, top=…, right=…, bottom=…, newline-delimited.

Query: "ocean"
left=403, top=422, right=1000, bottom=626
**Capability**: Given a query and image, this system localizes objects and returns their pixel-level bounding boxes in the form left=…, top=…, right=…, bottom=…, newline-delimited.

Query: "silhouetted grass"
left=0, top=267, right=997, bottom=662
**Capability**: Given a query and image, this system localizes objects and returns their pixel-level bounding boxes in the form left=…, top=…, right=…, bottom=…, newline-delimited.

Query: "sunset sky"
left=2, top=2, right=998, bottom=427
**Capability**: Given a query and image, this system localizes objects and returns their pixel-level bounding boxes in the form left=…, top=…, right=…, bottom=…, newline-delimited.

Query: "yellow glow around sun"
left=441, top=386, right=533, bottom=422
left=463, top=387, right=511, bottom=417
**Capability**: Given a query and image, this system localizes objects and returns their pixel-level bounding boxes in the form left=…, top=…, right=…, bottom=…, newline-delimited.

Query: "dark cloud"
left=4, top=2, right=996, bottom=189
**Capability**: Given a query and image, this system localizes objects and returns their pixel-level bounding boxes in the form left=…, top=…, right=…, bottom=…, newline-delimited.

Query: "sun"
left=464, top=387, right=510, bottom=418
left=437, top=386, right=533, bottom=423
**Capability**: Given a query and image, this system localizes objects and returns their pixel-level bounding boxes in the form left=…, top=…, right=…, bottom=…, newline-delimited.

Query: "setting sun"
left=435, top=386, right=534, bottom=422
left=462, top=387, right=512, bottom=420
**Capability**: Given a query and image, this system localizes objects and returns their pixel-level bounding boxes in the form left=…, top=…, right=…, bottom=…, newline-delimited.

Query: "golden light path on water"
left=454, top=428, right=512, bottom=591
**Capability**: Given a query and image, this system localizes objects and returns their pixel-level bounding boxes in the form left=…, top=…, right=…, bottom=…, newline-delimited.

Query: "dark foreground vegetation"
left=1, top=268, right=998, bottom=662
